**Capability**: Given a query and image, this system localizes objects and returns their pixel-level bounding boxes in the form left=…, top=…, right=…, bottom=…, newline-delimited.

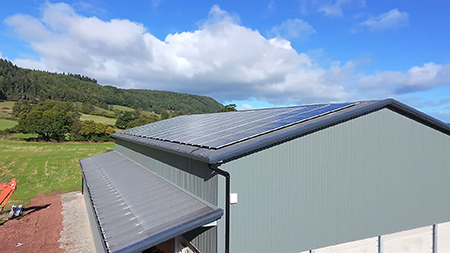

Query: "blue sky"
left=1, top=1, right=450, bottom=121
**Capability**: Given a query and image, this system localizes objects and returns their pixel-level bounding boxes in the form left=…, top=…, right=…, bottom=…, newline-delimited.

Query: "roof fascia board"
left=386, top=99, right=450, bottom=136
left=79, top=162, right=111, bottom=253
left=112, top=134, right=212, bottom=163
left=115, top=209, right=224, bottom=253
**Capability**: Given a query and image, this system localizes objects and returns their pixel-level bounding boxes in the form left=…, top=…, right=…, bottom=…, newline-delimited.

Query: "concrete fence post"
left=378, top=235, right=383, bottom=253
left=433, top=224, right=438, bottom=253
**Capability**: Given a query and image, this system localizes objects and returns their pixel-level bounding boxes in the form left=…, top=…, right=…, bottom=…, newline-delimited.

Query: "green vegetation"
left=72, top=120, right=116, bottom=142
left=0, top=58, right=224, bottom=115
left=0, top=140, right=113, bottom=207
left=218, top=104, right=237, bottom=112
left=110, top=104, right=134, bottom=112
left=80, top=114, right=117, bottom=126
left=6, top=100, right=116, bottom=142
left=0, top=119, right=17, bottom=130
left=16, top=100, right=77, bottom=141
left=0, top=99, right=163, bottom=140
left=8, top=133, right=38, bottom=140
left=115, top=110, right=159, bottom=129
left=0, top=101, right=15, bottom=118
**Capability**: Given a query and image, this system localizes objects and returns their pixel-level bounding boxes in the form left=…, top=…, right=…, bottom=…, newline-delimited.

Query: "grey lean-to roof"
left=80, top=151, right=223, bottom=253
left=113, top=98, right=450, bottom=164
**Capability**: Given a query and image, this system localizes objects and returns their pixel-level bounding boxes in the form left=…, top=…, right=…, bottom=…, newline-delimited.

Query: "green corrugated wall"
left=218, top=108, right=450, bottom=253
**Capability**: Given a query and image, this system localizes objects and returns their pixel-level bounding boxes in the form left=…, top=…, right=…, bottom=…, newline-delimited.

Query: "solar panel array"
left=121, top=102, right=356, bottom=149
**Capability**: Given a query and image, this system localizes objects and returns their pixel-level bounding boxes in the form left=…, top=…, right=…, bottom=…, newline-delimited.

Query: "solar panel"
left=121, top=102, right=356, bottom=149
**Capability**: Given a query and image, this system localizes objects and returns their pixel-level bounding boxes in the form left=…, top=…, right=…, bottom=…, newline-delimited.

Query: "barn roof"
left=113, top=98, right=450, bottom=164
left=80, top=151, right=223, bottom=253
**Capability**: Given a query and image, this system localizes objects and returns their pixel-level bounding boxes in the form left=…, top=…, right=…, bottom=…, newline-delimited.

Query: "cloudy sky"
left=1, top=1, right=450, bottom=121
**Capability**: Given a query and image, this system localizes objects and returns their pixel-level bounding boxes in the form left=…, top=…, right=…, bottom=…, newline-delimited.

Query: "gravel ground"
left=59, top=191, right=96, bottom=253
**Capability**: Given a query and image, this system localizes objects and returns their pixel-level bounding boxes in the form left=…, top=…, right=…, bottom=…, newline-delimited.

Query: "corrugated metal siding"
left=114, top=139, right=218, bottom=253
left=220, top=108, right=450, bottom=253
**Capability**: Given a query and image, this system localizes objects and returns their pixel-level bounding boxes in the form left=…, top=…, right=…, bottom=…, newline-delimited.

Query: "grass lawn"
left=0, top=101, right=15, bottom=118
left=80, top=113, right=117, bottom=126
left=0, top=140, right=114, bottom=207
left=0, top=119, right=18, bottom=130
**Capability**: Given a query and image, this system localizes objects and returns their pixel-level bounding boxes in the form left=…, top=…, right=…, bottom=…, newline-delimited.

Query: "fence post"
left=378, top=235, right=383, bottom=253
left=432, top=224, right=438, bottom=253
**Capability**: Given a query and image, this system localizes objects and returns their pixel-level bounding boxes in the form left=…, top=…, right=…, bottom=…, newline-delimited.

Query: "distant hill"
left=0, top=59, right=223, bottom=115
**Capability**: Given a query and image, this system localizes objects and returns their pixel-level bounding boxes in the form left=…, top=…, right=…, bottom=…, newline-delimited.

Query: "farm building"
left=80, top=98, right=450, bottom=253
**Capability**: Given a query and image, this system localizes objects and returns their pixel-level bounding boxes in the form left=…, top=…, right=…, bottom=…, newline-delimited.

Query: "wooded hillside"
left=0, top=59, right=223, bottom=115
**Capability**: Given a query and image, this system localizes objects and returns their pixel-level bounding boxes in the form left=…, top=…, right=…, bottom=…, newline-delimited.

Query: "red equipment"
left=0, top=179, right=18, bottom=212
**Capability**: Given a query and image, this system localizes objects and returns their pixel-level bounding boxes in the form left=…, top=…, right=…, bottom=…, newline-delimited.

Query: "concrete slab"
left=299, top=222, right=450, bottom=253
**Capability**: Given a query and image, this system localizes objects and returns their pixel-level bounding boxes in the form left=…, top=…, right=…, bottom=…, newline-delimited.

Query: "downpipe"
left=209, top=165, right=230, bottom=253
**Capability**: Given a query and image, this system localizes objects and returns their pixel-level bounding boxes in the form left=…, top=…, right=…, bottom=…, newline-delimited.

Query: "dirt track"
left=0, top=194, right=63, bottom=253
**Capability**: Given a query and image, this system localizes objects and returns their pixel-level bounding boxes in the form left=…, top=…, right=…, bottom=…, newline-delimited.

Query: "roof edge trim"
left=386, top=99, right=450, bottom=136
left=112, top=134, right=213, bottom=163
left=115, top=208, right=224, bottom=253
left=79, top=161, right=110, bottom=253
left=209, top=98, right=450, bottom=164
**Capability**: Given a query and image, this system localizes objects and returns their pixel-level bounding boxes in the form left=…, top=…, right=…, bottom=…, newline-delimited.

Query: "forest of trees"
left=9, top=100, right=115, bottom=141
left=0, top=59, right=224, bottom=115
left=0, top=58, right=239, bottom=142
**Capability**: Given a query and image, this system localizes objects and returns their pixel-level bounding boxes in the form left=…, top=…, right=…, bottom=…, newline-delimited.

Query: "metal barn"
left=80, top=99, right=450, bottom=253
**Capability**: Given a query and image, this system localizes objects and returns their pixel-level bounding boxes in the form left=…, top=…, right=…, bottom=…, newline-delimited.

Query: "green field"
left=0, top=119, right=18, bottom=130
left=0, top=101, right=15, bottom=118
left=0, top=140, right=114, bottom=207
left=80, top=113, right=117, bottom=126
left=110, top=105, right=158, bottom=118
left=110, top=104, right=135, bottom=112
left=8, top=133, right=39, bottom=140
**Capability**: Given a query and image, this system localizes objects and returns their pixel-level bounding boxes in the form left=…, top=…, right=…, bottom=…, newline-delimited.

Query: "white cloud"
left=241, top=104, right=253, bottom=110
left=5, top=3, right=356, bottom=105
left=73, top=2, right=107, bottom=15
left=0, top=51, right=2, bottom=58
left=318, top=0, right=351, bottom=17
left=300, top=0, right=357, bottom=17
left=271, top=19, right=316, bottom=40
left=361, top=9, right=409, bottom=31
left=5, top=14, right=52, bottom=41
left=7, top=2, right=450, bottom=120
left=358, top=63, right=450, bottom=96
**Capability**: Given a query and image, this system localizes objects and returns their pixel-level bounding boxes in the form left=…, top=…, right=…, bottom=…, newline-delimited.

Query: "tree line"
left=0, top=58, right=224, bottom=115
left=5, top=99, right=173, bottom=141
left=8, top=100, right=115, bottom=141
left=2, top=99, right=235, bottom=142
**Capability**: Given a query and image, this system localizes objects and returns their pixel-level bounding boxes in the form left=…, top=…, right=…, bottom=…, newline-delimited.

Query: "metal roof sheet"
left=113, top=99, right=450, bottom=164
left=80, top=151, right=223, bottom=253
